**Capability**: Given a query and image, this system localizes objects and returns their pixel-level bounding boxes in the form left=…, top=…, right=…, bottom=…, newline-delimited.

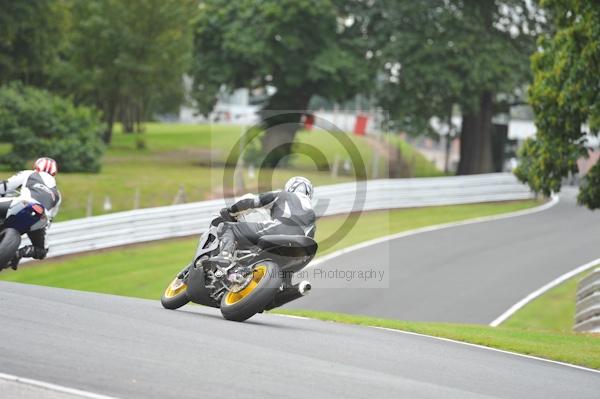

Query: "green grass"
left=0, top=200, right=539, bottom=300
left=6, top=198, right=592, bottom=370
left=272, top=308, right=600, bottom=370
left=0, top=123, right=441, bottom=221
left=389, top=135, right=446, bottom=177
left=314, top=200, right=538, bottom=255
left=503, top=267, right=599, bottom=333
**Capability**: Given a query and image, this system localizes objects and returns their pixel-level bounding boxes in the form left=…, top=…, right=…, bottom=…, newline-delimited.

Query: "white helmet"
left=285, top=176, right=313, bottom=199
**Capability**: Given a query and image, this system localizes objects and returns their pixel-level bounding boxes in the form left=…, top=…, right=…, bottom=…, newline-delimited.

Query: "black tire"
left=220, top=261, right=282, bottom=322
left=160, top=266, right=191, bottom=310
left=0, top=228, right=21, bottom=270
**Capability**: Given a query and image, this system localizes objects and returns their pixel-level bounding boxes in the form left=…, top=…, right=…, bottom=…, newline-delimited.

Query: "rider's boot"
left=210, top=227, right=236, bottom=267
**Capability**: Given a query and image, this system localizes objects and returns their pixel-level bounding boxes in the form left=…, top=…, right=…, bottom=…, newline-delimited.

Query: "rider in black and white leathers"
left=0, top=169, right=61, bottom=266
left=216, top=176, right=315, bottom=259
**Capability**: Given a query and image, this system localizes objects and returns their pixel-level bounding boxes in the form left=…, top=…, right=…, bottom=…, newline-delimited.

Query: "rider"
left=0, top=157, right=62, bottom=269
left=213, top=176, right=316, bottom=263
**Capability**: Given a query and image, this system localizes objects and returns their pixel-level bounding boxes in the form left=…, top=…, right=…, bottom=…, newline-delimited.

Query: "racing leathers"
left=218, top=190, right=316, bottom=256
left=0, top=170, right=61, bottom=266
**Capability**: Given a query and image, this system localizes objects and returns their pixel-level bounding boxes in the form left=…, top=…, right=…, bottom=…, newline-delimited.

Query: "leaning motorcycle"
left=160, top=209, right=317, bottom=322
left=0, top=190, right=49, bottom=270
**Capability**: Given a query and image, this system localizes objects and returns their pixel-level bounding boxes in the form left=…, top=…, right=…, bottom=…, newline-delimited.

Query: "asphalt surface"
left=1, top=281, right=599, bottom=399
left=288, top=187, right=600, bottom=324
left=0, top=379, right=82, bottom=399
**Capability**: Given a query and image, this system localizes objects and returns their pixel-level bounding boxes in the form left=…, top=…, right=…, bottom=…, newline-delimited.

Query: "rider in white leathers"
left=0, top=157, right=61, bottom=269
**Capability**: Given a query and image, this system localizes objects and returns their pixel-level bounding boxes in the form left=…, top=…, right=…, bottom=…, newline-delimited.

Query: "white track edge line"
left=368, top=326, right=600, bottom=375
left=0, top=197, right=561, bottom=394
left=309, top=194, right=559, bottom=268
left=272, top=314, right=600, bottom=375
left=489, top=257, right=600, bottom=327
left=0, top=372, right=119, bottom=399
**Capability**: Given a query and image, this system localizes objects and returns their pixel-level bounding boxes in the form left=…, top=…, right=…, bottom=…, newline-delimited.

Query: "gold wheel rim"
left=164, top=277, right=187, bottom=299
left=224, top=265, right=267, bottom=305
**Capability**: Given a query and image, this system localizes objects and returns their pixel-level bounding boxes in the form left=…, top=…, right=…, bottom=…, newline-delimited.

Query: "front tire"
left=0, top=228, right=21, bottom=270
left=220, top=261, right=282, bottom=322
left=161, top=266, right=191, bottom=310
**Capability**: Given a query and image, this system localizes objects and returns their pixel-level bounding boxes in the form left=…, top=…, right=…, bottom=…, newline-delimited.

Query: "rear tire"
left=161, top=266, right=191, bottom=310
left=0, top=228, right=21, bottom=270
left=220, top=261, right=282, bottom=322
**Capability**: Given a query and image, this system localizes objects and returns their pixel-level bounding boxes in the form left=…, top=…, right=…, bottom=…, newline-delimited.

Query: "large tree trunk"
left=121, top=102, right=135, bottom=134
left=260, top=91, right=311, bottom=167
left=103, top=102, right=117, bottom=145
left=457, top=91, right=495, bottom=175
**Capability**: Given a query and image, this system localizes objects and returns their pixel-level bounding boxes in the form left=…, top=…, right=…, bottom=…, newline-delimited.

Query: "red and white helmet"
left=33, top=157, right=58, bottom=176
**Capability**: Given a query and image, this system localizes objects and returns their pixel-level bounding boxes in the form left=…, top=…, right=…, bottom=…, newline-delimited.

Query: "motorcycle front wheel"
left=0, top=228, right=21, bottom=270
left=220, top=261, right=282, bottom=322
left=160, top=266, right=191, bottom=310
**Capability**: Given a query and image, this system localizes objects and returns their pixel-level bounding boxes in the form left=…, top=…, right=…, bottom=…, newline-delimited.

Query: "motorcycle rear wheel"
left=0, top=228, right=21, bottom=270
left=161, top=266, right=191, bottom=310
left=220, top=261, right=282, bottom=322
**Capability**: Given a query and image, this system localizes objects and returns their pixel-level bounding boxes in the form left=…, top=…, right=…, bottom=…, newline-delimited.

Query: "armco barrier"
left=574, top=268, right=600, bottom=333
left=34, top=173, right=534, bottom=259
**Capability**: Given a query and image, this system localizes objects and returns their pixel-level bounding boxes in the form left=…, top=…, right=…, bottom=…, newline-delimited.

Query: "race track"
left=1, top=282, right=599, bottom=399
left=288, top=188, right=600, bottom=324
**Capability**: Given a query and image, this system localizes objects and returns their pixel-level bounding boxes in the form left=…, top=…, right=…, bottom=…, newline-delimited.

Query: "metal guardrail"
left=574, top=268, right=600, bottom=332
left=33, top=173, right=534, bottom=259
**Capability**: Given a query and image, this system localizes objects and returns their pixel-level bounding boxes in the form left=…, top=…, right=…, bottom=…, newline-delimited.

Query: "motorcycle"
left=0, top=189, right=49, bottom=270
left=160, top=208, right=318, bottom=322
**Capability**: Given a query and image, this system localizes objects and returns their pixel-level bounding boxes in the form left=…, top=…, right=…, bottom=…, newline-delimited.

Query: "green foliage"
left=578, top=161, right=600, bottom=208
left=191, top=0, right=377, bottom=115
left=58, top=0, right=197, bottom=141
left=190, top=0, right=382, bottom=166
left=0, top=83, right=104, bottom=172
left=516, top=0, right=600, bottom=209
left=0, top=0, right=69, bottom=86
left=377, top=1, right=542, bottom=174
left=378, top=1, right=541, bottom=131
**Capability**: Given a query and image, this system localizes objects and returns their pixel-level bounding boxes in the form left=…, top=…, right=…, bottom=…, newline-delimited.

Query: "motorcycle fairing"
left=3, top=200, right=47, bottom=234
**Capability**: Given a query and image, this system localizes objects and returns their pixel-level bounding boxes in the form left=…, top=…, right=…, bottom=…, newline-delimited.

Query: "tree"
left=0, top=0, right=68, bottom=86
left=191, top=0, right=379, bottom=166
left=378, top=0, right=543, bottom=174
left=61, top=0, right=196, bottom=144
left=515, top=0, right=600, bottom=209
left=0, top=83, right=104, bottom=172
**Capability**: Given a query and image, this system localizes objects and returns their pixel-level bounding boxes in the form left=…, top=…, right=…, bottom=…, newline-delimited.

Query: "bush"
left=0, top=83, right=104, bottom=172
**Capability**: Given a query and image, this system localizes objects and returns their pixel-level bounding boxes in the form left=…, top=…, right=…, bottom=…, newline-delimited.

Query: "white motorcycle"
left=0, top=188, right=49, bottom=269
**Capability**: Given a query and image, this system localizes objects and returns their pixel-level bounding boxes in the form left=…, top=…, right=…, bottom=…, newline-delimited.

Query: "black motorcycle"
left=160, top=210, right=317, bottom=322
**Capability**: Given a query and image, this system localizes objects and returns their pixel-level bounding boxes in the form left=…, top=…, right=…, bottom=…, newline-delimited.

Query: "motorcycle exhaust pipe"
left=264, top=280, right=311, bottom=311
left=298, top=280, right=311, bottom=295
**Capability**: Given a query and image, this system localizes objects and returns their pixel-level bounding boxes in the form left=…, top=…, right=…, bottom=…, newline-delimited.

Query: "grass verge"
left=1, top=123, right=440, bottom=221
left=272, top=308, right=600, bottom=370
left=6, top=199, right=592, bottom=370
left=503, top=266, right=599, bottom=333
left=0, top=200, right=539, bottom=299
